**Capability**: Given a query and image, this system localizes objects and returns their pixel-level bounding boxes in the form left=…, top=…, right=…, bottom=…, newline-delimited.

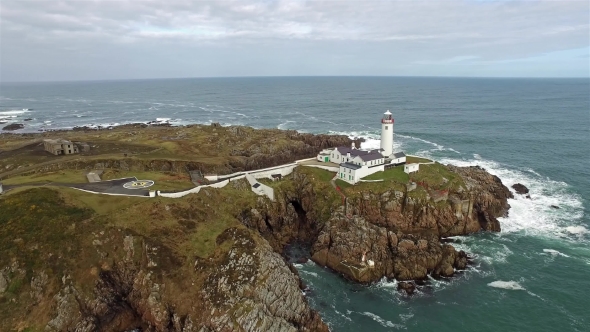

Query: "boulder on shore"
left=512, top=183, right=529, bottom=195
left=2, top=123, right=24, bottom=131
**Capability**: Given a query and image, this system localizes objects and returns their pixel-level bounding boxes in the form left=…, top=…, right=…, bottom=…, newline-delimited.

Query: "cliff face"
left=347, top=165, right=512, bottom=237
left=0, top=187, right=327, bottom=332
left=44, top=228, right=327, bottom=332
left=310, top=210, right=468, bottom=283
left=242, top=165, right=512, bottom=284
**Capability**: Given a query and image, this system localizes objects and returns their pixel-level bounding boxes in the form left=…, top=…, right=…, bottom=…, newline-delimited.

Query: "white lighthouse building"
left=380, top=110, right=394, bottom=157
left=315, top=110, right=406, bottom=184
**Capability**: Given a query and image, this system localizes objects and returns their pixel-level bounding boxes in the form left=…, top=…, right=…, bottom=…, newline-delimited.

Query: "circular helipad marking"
left=123, top=180, right=154, bottom=189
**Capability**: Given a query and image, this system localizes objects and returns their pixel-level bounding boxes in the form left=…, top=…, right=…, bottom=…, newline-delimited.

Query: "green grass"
left=363, top=165, right=409, bottom=183
left=406, top=156, right=432, bottom=164
left=334, top=179, right=352, bottom=189
left=409, top=162, right=466, bottom=191
left=2, top=170, right=87, bottom=185
left=301, top=166, right=336, bottom=182
left=0, top=188, right=97, bottom=329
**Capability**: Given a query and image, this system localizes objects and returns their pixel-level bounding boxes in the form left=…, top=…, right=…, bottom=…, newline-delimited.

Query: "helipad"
left=123, top=180, right=155, bottom=189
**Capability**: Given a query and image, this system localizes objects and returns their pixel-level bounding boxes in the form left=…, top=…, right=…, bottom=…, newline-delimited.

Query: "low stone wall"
left=158, top=179, right=230, bottom=198
left=250, top=164, right=297, bottom=180
left=245, top=174, right=274, bottom=201
left=301, top=165, right=339, bottom=172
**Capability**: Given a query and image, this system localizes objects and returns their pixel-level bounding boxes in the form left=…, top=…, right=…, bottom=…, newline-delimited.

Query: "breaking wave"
left=488, top=280, right=525, bottom=290
left=436, top=155, right=586, bottom=241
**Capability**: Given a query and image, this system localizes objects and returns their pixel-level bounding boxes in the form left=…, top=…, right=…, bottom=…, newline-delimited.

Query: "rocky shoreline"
left=242, top=165, right=512, bottom=290
left=0, top=126, right=513, bottom=331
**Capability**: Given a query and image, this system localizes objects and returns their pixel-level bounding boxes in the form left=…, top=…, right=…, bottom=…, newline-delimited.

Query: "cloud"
left=0, top=0, right=588, bottom=81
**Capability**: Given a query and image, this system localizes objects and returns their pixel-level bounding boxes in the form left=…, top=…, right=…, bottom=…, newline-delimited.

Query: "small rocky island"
left=0, top=121, right=512, bottom=331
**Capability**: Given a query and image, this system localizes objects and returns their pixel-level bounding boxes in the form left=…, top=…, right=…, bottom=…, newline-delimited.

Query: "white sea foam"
left=277, top=120, right=295, bottom=130
left=436, top=155, right=586, bottom=241
left=359, top=311, right=404, bottom=329
left=301, top=271, right=319, bottom=278
left=0, top=109, right=30, bottom=116
left=156, top=117, right=171, bottom=122
left=542, top=249, right=570, bottom=258
left=487, top=280, right=525, bottom=290
left=375, top=277, right=398, bottom=288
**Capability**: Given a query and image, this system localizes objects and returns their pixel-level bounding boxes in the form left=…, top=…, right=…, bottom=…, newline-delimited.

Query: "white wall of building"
left=337, top=164, right=385, bottom=184
left=390, top=156, right=406, bottom=165
left=404, top=163, right=420, bottom=174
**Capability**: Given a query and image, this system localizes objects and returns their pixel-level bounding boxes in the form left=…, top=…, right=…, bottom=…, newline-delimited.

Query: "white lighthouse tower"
left=380, top=110, right=394, bottom=157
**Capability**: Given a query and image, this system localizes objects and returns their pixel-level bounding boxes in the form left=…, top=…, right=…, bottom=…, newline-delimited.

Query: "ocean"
left=1, top=77, right=589, bottom=331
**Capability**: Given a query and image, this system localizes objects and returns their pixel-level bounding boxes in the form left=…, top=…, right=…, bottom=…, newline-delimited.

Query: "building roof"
left=384, top=110, right=392, bottom=115
left=393, top=152, right=406, bottom=158
left=336, top=146, right=384, bottom=158
left=340, top=162, right=362, bottom=170
left=358, top=153, right=383, bottom=162
left=43, top=138, right=72, bottom=144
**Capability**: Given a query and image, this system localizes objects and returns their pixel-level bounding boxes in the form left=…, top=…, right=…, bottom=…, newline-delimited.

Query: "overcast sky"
left=1, top=0, right=588, bottom=82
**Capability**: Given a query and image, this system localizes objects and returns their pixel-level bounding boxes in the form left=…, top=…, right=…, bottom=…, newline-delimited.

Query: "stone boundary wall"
left=205, top=162, right=299, bottom=182
left=301, top=165, right=339, bottom=172
left=71, top=187, right=150, bottom=198
left=245, top=174, right=274, bottom=201
left=158, top=179, right=231, bottom=198
left=250, top=164, right=297, bottom=179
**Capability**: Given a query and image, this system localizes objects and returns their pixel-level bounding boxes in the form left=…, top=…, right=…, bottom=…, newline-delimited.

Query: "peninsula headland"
left=0, top=123, right=513, bottom=331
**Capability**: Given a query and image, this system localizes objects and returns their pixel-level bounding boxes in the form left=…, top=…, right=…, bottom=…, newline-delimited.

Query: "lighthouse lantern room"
left=380, top=110, right=394, bottom=157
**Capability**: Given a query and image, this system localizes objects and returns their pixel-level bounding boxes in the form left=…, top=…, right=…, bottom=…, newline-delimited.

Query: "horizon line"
left=1, top=74, right=588, bottom=84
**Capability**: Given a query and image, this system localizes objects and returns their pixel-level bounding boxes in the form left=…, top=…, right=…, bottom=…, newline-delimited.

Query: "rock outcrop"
left=242, top=165, right=511, bottom=286
left=512, top=183, right=529, bottom=195
left=43, top=229, right=327, bottom=332
left=2, top=123, right=24, bottom=131
left=310, top=209, right=467, bottom=283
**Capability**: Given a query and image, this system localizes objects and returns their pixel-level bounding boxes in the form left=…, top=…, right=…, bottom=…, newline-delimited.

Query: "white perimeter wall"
left=159, top=163, right=297, bottom=198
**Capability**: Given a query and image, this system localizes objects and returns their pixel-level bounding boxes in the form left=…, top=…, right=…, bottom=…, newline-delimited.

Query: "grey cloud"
left=1, top=0, right=588, bottom=81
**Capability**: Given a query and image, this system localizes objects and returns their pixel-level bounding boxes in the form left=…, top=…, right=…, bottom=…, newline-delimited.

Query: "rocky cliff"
left=0, top=187, right=327, bottom=332
left=241, top=165, right=512, bottom=284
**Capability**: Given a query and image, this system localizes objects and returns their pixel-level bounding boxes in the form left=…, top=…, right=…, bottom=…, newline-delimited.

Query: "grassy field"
left=363, top=165, right=409, bottom=183
left=1, top=170, right=88, bottom=185
left=0, top=188, right=96, bottom=330
left=301, top=166, right=336, bottom=182
left=406, top=155, right=432, bottom=164
left=410, top=162, right=466, bottom=191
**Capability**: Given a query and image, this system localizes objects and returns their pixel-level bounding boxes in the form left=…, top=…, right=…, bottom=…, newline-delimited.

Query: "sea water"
left=1, top=77, right=589, bottom=331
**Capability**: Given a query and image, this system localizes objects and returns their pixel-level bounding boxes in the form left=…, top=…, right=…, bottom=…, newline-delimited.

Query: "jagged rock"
left=2, top=123, right=24, bottom=131
left=41, top=228, right=326, bottom=332
left=0, top=273, right=7, bottom=294
left=30, top=270, right=48, bottom=303
left=397, top=281, right=416, bottom=295
left=512, top=183, right=529, bottom=195
left=310, top=210, right=467, bottom=283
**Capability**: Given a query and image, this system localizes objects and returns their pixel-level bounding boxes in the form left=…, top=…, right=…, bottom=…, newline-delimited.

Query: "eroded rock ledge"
left=243, top=165, right=512, bottom=285
left=45, top=229, right=327, bottom=332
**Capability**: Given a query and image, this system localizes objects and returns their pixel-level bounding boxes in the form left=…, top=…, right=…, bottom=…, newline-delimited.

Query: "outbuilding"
left=404, top=163, right=420, bottom=174
left=390, top=152, right=406, bottom=165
